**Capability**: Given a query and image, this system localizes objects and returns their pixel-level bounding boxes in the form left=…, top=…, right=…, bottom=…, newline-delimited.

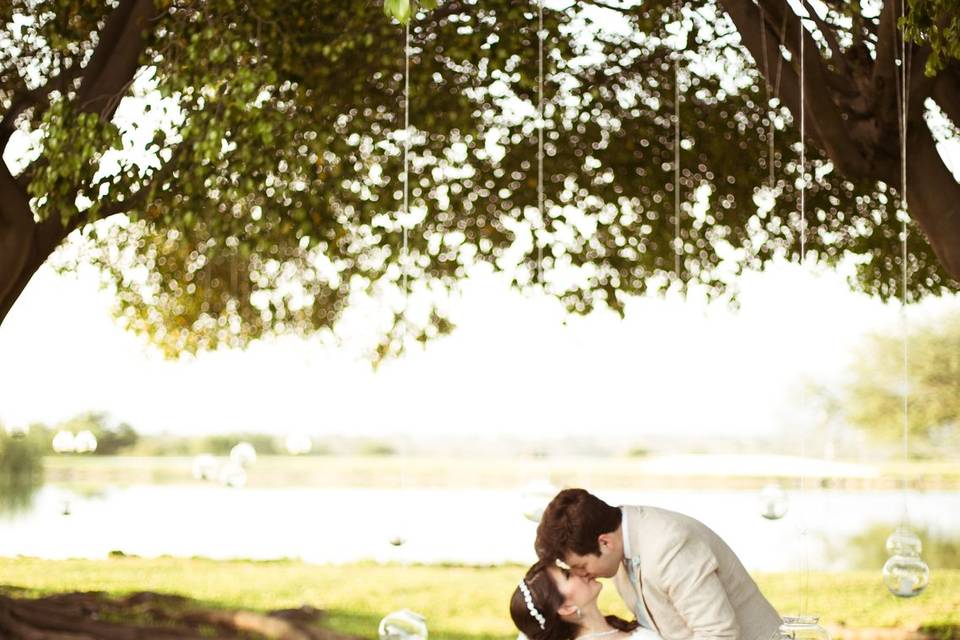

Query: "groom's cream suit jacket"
left=612, top=506, right=781, bottom=640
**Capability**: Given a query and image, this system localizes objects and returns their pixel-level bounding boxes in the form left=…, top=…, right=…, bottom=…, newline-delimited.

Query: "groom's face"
left=564, top=544, right=620, bottom=580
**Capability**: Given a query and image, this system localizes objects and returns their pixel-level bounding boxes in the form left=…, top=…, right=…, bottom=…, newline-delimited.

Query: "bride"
left=511, top=559, right=662, bottom=640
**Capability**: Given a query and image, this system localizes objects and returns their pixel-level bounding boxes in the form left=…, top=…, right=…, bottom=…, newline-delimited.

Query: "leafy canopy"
left=4, top=0, right=958, bottom=359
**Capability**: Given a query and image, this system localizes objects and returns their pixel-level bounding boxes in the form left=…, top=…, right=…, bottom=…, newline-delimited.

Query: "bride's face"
left=548, top=565, right=603, bottom=613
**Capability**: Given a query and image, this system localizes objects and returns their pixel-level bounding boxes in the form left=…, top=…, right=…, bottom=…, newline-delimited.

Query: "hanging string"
left=757, top=5, right=788, bottom=189
left=403, top=21, right=411, bottom=296
left=797, top=12, right=809, bottom=617
left=673, top=0, right=681, bottom=278
left=893, top=0, right=912, bottom=525
left=537, top=0, right=545, bottom=285
left=400, top=20, right=412, bottom=503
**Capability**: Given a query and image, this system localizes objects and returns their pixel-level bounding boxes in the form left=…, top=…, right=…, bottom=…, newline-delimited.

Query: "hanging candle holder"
left=230, top=442, right=257, bottom=468
left=192, top=454, right=218, bottom=481
left=379, top=609, right=428, bottom=640
left=758, top=483, right=789, bottom=520
left=882, top=526, right=929, bottom=597
left=882, top=552, right=929, bottom=598
left=770, top=616, right=831, bottom=640
left=219, top=461, right=247, bottom=488
left=885, top=525, right=922, bottom=557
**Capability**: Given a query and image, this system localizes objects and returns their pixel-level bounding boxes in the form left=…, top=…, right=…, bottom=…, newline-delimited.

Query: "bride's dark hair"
left=510, top=559, right=638, bottom=640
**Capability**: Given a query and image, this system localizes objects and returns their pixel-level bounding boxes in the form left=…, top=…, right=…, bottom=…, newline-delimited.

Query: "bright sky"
left=1, top=253, right=956, bottom=439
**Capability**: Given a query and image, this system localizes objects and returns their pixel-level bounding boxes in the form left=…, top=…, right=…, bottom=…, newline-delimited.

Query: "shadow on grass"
left=921, top=625, right=960, bottom=640
left=0, top=586, right=515, bottom=640
left=320, top=608, right=514, bottom=640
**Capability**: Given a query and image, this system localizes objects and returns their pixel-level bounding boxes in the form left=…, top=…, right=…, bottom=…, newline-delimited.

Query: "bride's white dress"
left=628, top=627, right=663, bottom=640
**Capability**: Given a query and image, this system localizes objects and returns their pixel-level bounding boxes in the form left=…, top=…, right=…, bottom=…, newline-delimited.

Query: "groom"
left=535, top=489, right=781, bottom=640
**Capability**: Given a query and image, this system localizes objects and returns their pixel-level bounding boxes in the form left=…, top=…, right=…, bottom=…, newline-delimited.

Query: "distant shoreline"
left=42, top=453, right=960, bottom=490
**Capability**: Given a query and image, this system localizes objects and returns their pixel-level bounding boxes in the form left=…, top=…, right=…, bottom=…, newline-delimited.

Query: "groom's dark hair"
left=535, top=488, right=621, bottom=560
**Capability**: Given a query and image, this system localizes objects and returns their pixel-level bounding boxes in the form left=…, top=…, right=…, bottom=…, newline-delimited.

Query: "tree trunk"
left=906, top=120, right=960, bottom=278
left=0, top=0, right=160, bottom=326
left=718, top=0, right=960, bottom=282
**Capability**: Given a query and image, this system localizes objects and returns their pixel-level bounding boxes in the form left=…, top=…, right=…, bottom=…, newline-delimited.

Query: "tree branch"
left=905, top=119, right=960, bottom=280
left=0, top=62, right=83, bottom=151
left=719, top=0, right=873, bottom=178
left=800, top=0, right=852, bottom=79
left=932, top=61, right=960, bottom=129
left=0, top=208, right=81, bottom=325
left=872, top=0, right=901, bottom=132
left=0, top=155, right=33, bottom=305
left=76, top=0, right=161, bottom=120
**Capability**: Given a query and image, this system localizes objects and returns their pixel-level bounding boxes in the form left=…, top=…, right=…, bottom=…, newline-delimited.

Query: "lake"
left=0, top=485, right=956, bottom=571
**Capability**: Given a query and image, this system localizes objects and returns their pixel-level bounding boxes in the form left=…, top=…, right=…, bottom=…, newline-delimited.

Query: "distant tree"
left=203, top=433, right=279, bottom=456
left=58, top=411, right=140, bottom=455
left=843, top=309, right=960, bottom=454
left=0, top=424, right=44, bottom=515
left=839, top=523, right=960, bottom=570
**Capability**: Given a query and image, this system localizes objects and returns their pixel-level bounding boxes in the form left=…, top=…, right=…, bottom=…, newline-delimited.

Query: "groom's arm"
left=656, top=535, right=740, bottom=640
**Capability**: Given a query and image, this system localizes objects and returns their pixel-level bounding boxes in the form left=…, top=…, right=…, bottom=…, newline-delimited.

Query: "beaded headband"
left=518, top=580, right=546, bottom=629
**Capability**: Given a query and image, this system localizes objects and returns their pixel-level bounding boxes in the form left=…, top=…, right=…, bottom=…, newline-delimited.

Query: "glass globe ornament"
left=379, top=609, right=428, bottom=640
left=770, top=616, right=831, bottom=640
left=758, top=483, right=789, bottom=520
left=230, top=442, right=257, bottom=468
left=883, top=553, right=929, bottom=598
left=286, top=434, right=313, bottom=455
left=73, top=430, right=98, bottom=454
left=885, top=526, right=922, bottom=557
left=388, top=535, right=407, bottom=547
left=192, top=454, right=219, bottom=481
left=52, top=430, right=75, bottom=453
left=520, top=480, right=558, bottom=523
left=219, top=461, right=247, bottom=488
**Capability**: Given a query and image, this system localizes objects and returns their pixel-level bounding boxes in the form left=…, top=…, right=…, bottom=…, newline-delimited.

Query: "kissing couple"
left=511, top=489, right=782, bottom=640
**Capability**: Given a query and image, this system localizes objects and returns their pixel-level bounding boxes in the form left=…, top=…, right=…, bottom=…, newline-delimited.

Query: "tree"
left=843, top=309, right=960, bottom=455
left=2, top=0, right=958, bottom=359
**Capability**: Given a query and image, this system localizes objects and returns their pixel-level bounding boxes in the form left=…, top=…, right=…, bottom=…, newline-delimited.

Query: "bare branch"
left=799, top=0, right=851, bottom=78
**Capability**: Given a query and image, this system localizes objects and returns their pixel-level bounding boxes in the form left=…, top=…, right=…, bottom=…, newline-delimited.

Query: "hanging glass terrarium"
left=885, top=526, right=922, bottom=557
left=230, top=442, right=257, bottom=468
left=192, top=454, right=218, bottom=481
left=379, top=609, right=428, bottom=640
left=882, top=526, right=929, bottom=598
left=219, top=461, right=247, bottom=488
left=770, top=616, right=831, bottom=640
left=758, top=483, right=788, bottom=520
left=882, top=553, right=929, bottom=598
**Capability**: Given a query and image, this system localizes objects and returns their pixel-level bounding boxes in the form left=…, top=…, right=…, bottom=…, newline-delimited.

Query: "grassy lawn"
left=0, top=558, right=957, bottom=639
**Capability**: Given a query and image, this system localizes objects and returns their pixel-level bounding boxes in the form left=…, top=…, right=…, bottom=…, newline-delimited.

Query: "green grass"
left=0, top=558, right=957, bottom=639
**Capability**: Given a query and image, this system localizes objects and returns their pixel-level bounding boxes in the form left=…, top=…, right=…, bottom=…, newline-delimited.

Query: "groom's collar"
left=620, top=506, right=634, bottom=562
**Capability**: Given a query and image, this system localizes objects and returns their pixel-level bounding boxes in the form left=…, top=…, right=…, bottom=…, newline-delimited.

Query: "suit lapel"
left=623, top=506, right=660, bottom=634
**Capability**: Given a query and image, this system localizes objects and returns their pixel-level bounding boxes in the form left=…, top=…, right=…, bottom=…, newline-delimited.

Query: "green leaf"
left=384, top=0, right=411, bottom=24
